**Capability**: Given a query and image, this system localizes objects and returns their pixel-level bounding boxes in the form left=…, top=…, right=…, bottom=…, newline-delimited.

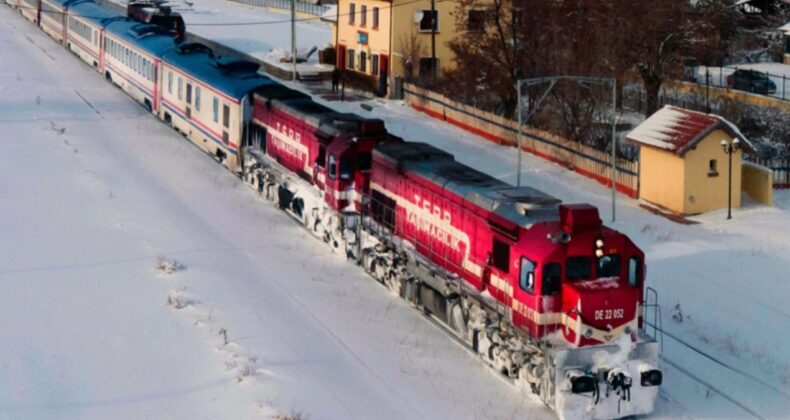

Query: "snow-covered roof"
left=626, top=105, right=753, bottom=156
left=321, top=5, right=337, bottom=22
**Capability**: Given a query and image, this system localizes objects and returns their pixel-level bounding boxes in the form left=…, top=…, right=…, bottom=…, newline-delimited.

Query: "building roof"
left=781, top=22, right=790, bottom=34
left=626, top=105, right=753, bottom=156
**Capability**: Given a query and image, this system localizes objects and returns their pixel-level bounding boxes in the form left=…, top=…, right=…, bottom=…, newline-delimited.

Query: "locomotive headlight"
left=595, top=249, right=604, bottom=258
left=583, top=328, right=593, bottom=338
left=624, top=325, right=633, bottom=335
left=595, top=239, right=604, bottom=248
left=640, top=369, right=663, bottom=386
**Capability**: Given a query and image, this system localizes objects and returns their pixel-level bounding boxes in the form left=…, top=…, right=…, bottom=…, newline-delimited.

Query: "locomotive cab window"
left=628, top=257, right=641, bottom=287
left=519, top=257, right=535, bottom=293
left=328, top=154, right=337, bottom=179
left=358, top=152, right=372, bottom=171
left=596, top=254, right=621, bottom=278
left=340, top=157, right=353, bottom=180
left=492, top=238, right=509, bottom=273
left=566, top=256, right=591, bottom=280
left=542, top=263, right=561, bottom=295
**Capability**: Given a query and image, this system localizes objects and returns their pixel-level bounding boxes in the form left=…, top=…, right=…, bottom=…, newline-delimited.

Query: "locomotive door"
left=486, top=235, right=514, bottom=308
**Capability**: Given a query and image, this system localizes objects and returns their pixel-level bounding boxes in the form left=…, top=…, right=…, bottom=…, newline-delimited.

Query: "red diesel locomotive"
left=363, top=141, right=661, bottom=419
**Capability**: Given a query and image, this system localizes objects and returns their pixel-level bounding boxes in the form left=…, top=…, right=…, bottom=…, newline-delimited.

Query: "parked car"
left=726, top=69, right=777, bottom=94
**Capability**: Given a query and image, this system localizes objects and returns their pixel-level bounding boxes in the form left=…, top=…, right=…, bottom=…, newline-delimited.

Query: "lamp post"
left=720, top=137, right=740, bottom=220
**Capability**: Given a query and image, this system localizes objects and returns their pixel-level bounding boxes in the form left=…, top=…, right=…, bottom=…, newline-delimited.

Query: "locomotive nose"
left=561, top=279, right=639, bottom=346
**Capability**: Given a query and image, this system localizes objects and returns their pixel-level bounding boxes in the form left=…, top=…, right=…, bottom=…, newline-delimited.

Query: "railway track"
left=647, top=321, right=790, bottom=419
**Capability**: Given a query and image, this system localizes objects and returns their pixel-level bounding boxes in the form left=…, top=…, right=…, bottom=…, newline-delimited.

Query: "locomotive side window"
left=596, top=254, right=621, bottom=278
left=628, top=257, right=641, bottom=287
left=542, top=263, right=561, bottom=295
left=340, top=157, right=353, bottom=180
left=328, top=155, right=337, bottom=179
left=492, top=238, right=509, bottom=273
left=566, top=256, right=591, bottom=280
left=519, top=258, right=535, bottom=293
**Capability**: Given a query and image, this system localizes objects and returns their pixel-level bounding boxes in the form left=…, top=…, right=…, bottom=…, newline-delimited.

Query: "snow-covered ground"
left=0, top=5, right=553, bottom=419
left=4, top=0, right=790, bottom=418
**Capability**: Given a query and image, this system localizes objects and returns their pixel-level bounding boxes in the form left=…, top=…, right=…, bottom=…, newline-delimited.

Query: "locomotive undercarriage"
left=241, top=149, right=661, bottom=419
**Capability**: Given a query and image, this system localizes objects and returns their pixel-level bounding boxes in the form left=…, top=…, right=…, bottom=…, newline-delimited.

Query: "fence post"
left=783, top=75, right=786, bottom=101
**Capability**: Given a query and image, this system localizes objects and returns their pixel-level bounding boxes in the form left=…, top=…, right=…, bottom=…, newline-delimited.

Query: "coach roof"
left=162, top=43, right=276, bottom=100
left=67, top=0, right=122, bottom=23
left=104, top=20, right=177, bottom=56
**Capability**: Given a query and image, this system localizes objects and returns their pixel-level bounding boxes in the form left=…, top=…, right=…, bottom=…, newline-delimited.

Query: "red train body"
left=251, top=86, right=389, bottom=211
left=369, top=141, right=645, bottom=347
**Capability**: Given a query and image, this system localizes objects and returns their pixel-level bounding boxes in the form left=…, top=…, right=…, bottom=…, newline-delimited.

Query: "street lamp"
left=720, top=137, right=740, bottom=220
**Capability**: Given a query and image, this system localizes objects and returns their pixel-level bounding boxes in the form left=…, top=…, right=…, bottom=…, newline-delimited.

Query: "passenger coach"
left=38, top=0, right=68, bottom=44
left=66, top=1, right=120, bottom=69
left=160, top=43, right=274, bottom=172
left=103, top=20, right=175, bottom=113
left=19, top=0, right=39, bottom=24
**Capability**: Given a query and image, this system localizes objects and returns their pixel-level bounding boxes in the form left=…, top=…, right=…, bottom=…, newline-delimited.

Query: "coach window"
left=222, top=104, right=230, bottom=128
left=178, top=78, right=183, bottom=99
left=627, top=257, right=641, bottom=287
left=195, top=86, right=201, bottom=111
left=492, top=238, right=509, bottom=273
left=186, top=83, right=192, bottom=104
left=519, top=257, right=535, bottom=293
left=542, top=263, right=561, bottom=295
left=168, top=72, right=173, bottom=94
left=212, top=97, right=219, bottom=122
left=328, top=154, right=337, bottom=179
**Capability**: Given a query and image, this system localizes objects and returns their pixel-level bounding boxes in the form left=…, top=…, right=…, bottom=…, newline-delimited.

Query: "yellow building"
left=627, top=106, right=754, bottom=215
left=333, top=0, right=466, bottom=92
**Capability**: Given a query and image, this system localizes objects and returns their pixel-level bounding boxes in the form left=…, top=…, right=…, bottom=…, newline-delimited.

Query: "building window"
left=213, top=97, right=219, bottom=123
left=347, top=49, right=355, bottom=70
left=349, top=3, right=355, bottom=24
left=372, top=54, right=379, bottom=75
left=372, top=7, right=379, bottom=28
left=418, top=10, right=438, bottom=32
left=708, top=159, right=718, bottom=177
left=467, top=9, right=485, bottom=31
left=360, top=5, right=367, bottom=26
left=360, top=51, right=367, bottom=72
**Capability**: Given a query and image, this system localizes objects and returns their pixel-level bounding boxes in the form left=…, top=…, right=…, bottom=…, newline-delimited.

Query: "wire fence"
left=686, top=65, right=790, bottom=102
left=224, top=0, right=331, bottom=17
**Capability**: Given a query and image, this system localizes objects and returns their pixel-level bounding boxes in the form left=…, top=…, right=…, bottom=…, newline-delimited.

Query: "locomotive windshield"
left=596, top=254, right=621, bottom=278
left=566, top=256, right=591, bottom=280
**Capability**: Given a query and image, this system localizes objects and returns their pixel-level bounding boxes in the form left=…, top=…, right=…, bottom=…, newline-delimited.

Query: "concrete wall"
left=683, top=129, right=742, bottom=214
left=742, top=162, right=773, bottom=205
left=639, top=146, right=686, bottom=213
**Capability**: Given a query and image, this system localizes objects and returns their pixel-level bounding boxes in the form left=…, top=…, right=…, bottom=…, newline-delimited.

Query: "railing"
left=224, top=0, right=331, bottom=17
left=402, top=83, right=640, bottom=198
left=689, top=65, right=790, bottom=102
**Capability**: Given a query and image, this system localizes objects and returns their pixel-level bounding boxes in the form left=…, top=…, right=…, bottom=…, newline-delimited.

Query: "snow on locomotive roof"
left=255, top=86, right=380, bottom=137
left=68, top=1, right=123, bottom=23
left=375, top=142, right=561, bottom=227
left=162, top=43, right=276, bottom=100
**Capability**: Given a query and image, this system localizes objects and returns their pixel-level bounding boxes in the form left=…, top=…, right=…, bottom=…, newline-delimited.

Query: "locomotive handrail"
left=643, top=286, right=663, bottom=351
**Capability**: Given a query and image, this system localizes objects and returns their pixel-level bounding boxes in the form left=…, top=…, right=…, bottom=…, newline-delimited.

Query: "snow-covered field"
left=0, top=5, right=553, bottom=419
left=4, top=0, right=790, bottom=418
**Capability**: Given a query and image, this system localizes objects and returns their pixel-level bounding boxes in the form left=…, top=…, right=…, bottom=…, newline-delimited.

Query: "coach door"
left=185, top=82, right=192, bottom=119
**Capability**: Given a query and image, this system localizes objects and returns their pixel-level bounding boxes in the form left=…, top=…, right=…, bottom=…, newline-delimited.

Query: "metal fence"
left=225, top=0, right=331, bottom=17
left=621, top=85, right=723, bottom=115
left=689, top=65, right=790, bottom=102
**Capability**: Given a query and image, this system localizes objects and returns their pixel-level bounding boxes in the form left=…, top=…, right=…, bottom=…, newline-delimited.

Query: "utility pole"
left=611, top=79, right=618, bottom=223
left=430, top=0, right=436, bottom=81
left=291, top=0, right=296, bottom=81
